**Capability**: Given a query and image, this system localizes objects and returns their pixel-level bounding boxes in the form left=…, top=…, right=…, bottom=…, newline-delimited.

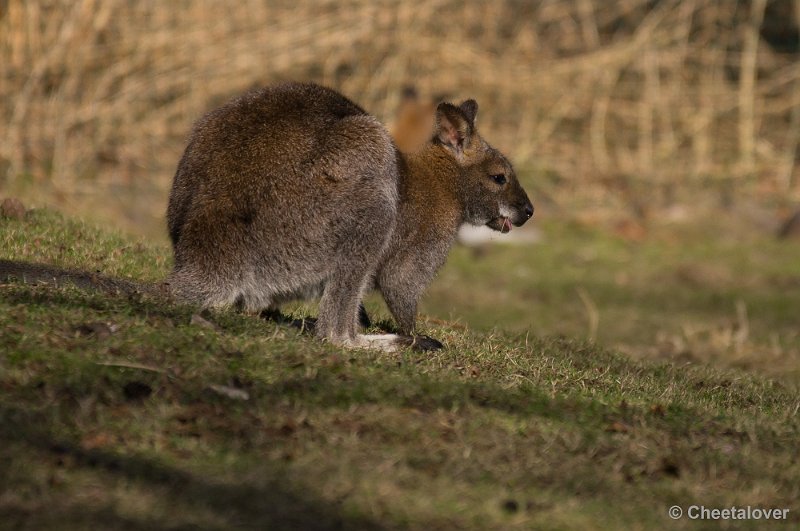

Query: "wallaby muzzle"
left=487, top=192, right=534, bottom=233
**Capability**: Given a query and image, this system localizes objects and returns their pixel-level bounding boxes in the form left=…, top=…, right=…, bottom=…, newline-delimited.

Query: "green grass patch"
left=1, top=209, right=799, bottom=529
left=423, top=218, right=800, bottom=383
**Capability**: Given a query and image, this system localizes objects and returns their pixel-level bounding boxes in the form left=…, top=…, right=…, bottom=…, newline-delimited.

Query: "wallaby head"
left=431, top=100, right=533, bottom=233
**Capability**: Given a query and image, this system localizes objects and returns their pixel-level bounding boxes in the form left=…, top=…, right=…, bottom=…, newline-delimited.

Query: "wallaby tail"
left=0, top=259, right=168, bottom=298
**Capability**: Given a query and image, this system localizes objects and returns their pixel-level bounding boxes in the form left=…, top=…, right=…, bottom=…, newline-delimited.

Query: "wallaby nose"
left=523, top=202, right=534, bottom=219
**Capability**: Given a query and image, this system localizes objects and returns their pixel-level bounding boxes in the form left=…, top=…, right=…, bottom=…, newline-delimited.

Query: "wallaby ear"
left=434, top=102, right=474, bottom=155
left=459, top=99, right=478, bottom=126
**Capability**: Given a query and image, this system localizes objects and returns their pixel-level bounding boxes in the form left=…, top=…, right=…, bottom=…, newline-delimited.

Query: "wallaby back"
left=167, top=82, right=401, bottom=347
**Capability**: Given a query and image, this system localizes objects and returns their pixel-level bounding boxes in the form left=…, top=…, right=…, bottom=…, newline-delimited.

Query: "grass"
left=423, top=214, right=800, bottom=384
left=1, top=208, right=799, bottom=529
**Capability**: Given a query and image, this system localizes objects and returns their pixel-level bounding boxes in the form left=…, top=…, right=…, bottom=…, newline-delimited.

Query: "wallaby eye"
left=491, top=174, right=507, bottom=185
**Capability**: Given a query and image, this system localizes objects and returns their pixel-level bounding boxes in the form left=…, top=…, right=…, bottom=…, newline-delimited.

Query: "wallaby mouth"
left=486, top=216, right=513, bottom=233
left=487, top=200, right=534, bottom=233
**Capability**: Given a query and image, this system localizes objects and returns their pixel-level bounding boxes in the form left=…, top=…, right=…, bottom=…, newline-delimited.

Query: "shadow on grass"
left=0, top=405, right=383, bottom=531
left=0, top=282, right=192, bottom=323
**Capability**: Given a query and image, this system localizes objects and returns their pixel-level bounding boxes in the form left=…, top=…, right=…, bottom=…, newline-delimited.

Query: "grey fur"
left=167, top=82, right=533, bottom=351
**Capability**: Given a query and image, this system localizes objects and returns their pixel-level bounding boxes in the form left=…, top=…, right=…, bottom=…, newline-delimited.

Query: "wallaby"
left=391, top=86, right=438, bottom=154
left=2, top=82, right=533, bottom=353
left=167, top=82, right=532, bottom=352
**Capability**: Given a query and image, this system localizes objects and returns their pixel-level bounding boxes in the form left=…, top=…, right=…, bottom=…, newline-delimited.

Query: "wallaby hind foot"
left=348, top=334, right=444, bottom=353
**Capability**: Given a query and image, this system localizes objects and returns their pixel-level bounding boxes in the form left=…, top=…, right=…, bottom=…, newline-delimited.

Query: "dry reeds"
left=1, top=0, right=799, bottom=235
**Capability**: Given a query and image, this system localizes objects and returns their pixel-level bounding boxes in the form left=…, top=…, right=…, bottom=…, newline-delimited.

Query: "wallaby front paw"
left=397, top=334, right=444, bottom=351
left=289, top=316, right=317, bottom=334
left=358, top=303, right=372, bottom=328
left=259, top=308, right=290, bottom=323
left=413, top=335, right=444, bottom=351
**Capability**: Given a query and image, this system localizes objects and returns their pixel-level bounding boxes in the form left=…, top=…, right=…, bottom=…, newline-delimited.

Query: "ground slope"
left=1, top=209, right=798, bottom=529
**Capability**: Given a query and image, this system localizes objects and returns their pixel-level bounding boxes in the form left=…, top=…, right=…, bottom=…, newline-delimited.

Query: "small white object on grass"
left=457, top=225, right=542, bottom=247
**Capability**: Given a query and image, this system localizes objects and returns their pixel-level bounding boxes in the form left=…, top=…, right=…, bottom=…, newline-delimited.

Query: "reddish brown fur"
left=163, top=82, right=534, bottom=351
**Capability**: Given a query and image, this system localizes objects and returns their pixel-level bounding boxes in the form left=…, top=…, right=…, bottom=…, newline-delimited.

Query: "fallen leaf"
left=208, top=383, right=249, bottom=400
left=81, top=432, right=114, bottom=450
left=191, top=313, right=219, bottom=331
left=75, top=322, right=117, bottom=339
left=606, top=421, right=632, bottom=433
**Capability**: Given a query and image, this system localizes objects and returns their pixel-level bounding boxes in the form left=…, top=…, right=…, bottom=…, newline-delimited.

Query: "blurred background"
left=3, top=0, right=800, bottom=236
left=1, top=0, right=798, bottom=379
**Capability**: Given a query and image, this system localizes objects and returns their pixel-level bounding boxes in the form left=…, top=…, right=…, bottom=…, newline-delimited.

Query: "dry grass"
left=2, top=1, right=800, bottom=236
